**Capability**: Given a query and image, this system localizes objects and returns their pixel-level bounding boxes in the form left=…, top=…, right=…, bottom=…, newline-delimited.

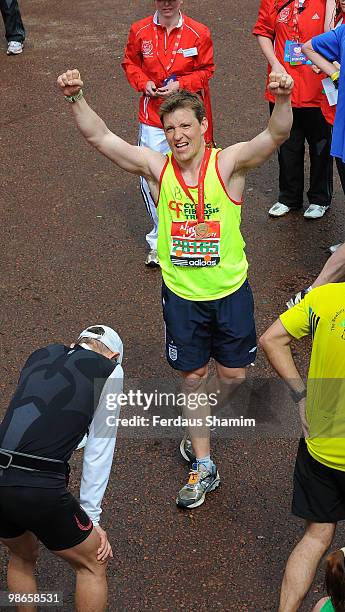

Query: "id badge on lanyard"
left=284, top=40, right=312, bottom=64
left=284, top=0, right=311, bottom=65
left=153, top=19, right=184, bottom=72
left=170, top=149, right=221, bottom=268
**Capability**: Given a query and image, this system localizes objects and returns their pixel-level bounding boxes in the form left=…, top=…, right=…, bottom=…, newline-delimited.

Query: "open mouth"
left=175, top=143, right=189, bottom=150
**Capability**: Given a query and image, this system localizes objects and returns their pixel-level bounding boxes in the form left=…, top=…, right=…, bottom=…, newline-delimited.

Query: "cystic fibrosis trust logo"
left=168, top=199, right=220, bottom=220
left=169, top=200, right=183, bottom=218
left=142, top=40, right=154, bottom=57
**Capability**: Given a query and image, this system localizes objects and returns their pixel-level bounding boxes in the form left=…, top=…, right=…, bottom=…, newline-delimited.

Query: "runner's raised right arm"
left=57, top=69, right=165, bottom=182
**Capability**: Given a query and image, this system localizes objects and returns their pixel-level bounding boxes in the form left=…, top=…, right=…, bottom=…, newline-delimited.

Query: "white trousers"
left=138, top=123, right=170, bottom=250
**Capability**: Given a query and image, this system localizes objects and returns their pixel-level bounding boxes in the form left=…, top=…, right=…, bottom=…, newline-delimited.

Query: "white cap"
left=78, top=325, right=123, bottom=364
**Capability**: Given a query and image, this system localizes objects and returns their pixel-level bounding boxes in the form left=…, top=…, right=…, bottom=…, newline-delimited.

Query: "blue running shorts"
left=162, top=279, right=257, bottom=371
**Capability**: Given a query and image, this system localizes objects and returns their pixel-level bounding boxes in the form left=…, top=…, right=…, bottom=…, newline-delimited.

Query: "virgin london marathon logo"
left=142, top=40, right=154, bottom=57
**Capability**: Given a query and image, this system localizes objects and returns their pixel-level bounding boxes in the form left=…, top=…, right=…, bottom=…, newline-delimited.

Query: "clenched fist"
left=268, top=72, right=294, bottom=96
left=57, top=69, right=83, bottom=97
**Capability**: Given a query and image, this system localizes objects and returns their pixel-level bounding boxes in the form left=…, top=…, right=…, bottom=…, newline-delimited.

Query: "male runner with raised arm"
left=57, top=69, right=293, bottom=509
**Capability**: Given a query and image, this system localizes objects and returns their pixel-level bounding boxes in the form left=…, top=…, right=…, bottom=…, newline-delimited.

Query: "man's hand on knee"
left=94, top=525, right=113, bottom=563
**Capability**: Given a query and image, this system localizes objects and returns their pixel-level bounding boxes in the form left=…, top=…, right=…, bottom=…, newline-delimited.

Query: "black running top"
left=0, top=343, right=116, bottom=462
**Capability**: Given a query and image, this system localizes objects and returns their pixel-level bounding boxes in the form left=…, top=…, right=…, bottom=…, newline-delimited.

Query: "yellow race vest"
left=157, top=149, right=248, bottom=301
left=280, top=284, right=345, bottom=471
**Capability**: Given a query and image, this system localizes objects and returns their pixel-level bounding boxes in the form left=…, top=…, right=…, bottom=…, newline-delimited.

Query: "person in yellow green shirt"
left=57, top=66, right=293, bottom=509
left=260, top=283, right=345, bottom=612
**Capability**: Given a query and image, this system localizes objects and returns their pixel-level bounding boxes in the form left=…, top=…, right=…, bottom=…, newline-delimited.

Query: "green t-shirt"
left=157, top=149, right=248, bottom=301
left=321, top=598, right=334, bottom=612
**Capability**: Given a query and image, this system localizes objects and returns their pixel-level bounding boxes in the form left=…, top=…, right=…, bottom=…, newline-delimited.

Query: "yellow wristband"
left=331, top=71, right=340, bottom=82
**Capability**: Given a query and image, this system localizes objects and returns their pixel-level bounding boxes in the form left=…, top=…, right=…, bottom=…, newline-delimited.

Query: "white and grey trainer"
left=145, top=249, right=159, bottom=267
left=7, top=41, right=24, bottom=55
left=176, top=462, right=220, bottom=509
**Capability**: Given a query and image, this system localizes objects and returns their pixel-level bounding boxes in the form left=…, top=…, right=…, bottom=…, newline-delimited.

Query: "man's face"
left=340, top=0, right=345, bottom=12
left=163, top=107, right=208, bottom=162
left=155, top=0, right=183, bottom=20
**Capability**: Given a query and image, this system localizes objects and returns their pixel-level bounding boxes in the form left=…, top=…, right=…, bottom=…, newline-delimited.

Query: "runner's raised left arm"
left=219, top=72, right=293, bottom=176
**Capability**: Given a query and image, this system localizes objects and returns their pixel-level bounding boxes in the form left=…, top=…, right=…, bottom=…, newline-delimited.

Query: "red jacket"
left=122, top=13, right=215, bottom=143
left=253, top=0, right=327, bottom=107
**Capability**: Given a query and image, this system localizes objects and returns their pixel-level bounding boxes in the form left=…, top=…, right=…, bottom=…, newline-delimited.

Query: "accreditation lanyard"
left=290, top=0, right=306, bottom=42
left=153, top=18, right=184, bottom=72
left=172, top=147, right=212, bottom=223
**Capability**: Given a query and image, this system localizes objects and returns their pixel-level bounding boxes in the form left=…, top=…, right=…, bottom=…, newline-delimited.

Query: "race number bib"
left=170, top=220, right=220, bottom=267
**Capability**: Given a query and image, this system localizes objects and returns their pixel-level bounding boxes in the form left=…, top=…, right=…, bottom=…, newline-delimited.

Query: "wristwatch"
left=64, top=89, right=84, bottom=103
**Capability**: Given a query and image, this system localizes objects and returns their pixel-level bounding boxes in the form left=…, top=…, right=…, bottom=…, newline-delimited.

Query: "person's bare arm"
left=260, top=321, right=305, bottom=391
left=325, top=0, right=337, bottom=31
left=259, top=320, right=308, bottom=437
left=256, top=35, right=287, bottom=73
left=57, top=69, right=165, bottom=182
left=218, top=72, right=293, bottom=181
left=286, top=243, right=345, bottom=307
left=312, top=243, right=345, bottom=287
left=302, top=39, right=338, bottom=76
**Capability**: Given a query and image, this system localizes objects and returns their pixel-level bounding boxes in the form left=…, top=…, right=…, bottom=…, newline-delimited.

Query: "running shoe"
left=145, top=249, right=159, bottom=267
left=7, top=41, right=24, bottom=55
left=176, top=462, right=220, bottom=509
left=179, top=435, right=196, bottom=464
left=268, top=202, right=292, bottom=217
left=304, top=204, right=329, bottom=219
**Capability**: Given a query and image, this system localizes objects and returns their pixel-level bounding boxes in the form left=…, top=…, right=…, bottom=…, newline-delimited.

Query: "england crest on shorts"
left=168, top=343, right=178, bottom=361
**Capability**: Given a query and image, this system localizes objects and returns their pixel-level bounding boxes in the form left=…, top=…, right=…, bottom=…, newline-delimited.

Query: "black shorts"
left=162, top=279, right=257, bottom=371
left=292, top=439, right=345, bottom=523
left=0, top=486, right=93, bottom=550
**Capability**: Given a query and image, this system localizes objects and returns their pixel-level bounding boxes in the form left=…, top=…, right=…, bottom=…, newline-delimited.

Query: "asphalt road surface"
left=1, top=1, right=344, bottom=610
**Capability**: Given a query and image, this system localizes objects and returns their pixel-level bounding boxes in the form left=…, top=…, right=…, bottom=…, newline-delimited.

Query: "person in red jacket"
left=122, top=0, right=215, bottom=266
left=253, top=0, right=334, bottom=219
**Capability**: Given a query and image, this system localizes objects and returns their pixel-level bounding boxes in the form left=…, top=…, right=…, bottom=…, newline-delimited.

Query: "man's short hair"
left=159, top=90, right=206, bottom=126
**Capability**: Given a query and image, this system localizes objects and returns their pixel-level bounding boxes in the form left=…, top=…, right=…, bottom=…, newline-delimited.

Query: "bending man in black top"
left=0, top=324, right=123, bottom=612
